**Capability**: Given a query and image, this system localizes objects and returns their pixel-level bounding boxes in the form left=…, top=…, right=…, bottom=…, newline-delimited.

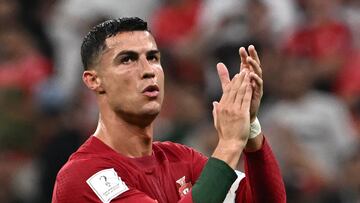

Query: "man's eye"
left=120, top=56, right=133, bottom=64
left=147, top=55, right=159, bottom=62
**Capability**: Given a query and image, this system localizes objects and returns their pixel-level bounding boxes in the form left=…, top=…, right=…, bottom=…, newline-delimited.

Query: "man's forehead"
left=104, top=31, right=157, bottom=51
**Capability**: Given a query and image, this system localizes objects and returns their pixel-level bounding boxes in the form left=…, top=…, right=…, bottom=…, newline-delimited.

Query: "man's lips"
left=142, top=85, right=160, bottom=98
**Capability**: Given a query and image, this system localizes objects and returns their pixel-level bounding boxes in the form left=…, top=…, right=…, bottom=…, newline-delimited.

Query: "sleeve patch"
left=86, top=168, right=129, bottom=203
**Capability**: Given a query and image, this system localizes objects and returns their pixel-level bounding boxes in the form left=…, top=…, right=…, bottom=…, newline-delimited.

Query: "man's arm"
left=216, top=45, right=286, bottom=202
left=191, top=67, right=254, bottom=203
left=234, top=135, right=286, bottom=203
left=211, top=69, right=253, bottom=168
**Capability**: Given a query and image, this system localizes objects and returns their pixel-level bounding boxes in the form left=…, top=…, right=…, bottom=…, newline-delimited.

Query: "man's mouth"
left=142, top=85, right=160, bottom=98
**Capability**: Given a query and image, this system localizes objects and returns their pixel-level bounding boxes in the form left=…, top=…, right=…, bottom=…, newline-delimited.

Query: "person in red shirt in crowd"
left=52, top=17, right=285, bottom=203
left=150, top=0, right=204, bottom=87
left=284, top=0, right=353, bottom=92
left=0, top=28, right=52, bottom=94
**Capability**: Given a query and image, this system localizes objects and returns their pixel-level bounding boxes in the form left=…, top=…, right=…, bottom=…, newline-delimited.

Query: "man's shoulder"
left=53, top=154, right=130, bottom=202
left=55, top=137, right=116, bottom=185
left=56, top=154, right=113, bottom=183
left=154, top=141, right=207, bottom=162
left=154, top=141, right=193, bottom=153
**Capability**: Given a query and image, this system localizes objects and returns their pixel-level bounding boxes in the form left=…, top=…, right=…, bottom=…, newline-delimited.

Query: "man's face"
left=96, top=31, right=164, bottom=119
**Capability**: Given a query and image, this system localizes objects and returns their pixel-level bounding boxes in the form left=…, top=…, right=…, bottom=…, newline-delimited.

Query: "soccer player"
left=52, top=17, right=286, bottom=203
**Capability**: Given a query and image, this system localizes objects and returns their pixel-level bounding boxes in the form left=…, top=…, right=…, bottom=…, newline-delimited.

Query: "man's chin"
left=116, top=107, right=160, bottom=127
left=142, top=102, right=161, bottom=115
left=141, top=106, right=161, bottom=117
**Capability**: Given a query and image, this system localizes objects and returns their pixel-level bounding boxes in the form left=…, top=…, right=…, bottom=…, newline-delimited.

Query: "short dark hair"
left=81, top=17, right=149, bottom=70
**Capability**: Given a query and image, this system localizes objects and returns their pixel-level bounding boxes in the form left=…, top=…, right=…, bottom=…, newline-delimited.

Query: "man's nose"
left=140, top=59, right=155, bottom=79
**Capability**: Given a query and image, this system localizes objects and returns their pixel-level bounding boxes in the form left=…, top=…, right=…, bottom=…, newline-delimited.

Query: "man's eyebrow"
left=113, top=50, right=138, bottom=61
left=112, top=50, right=160, bottom=62
left=114, top=50, right=138, bottom=57
left=147, top=50, right=160, bottom=55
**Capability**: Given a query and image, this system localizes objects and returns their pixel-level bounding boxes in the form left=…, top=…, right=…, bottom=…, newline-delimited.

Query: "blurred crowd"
left=0, top=0, right=359, bottom=202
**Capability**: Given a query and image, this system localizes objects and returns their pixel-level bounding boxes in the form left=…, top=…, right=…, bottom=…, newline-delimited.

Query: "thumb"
left=217, top=63, right=230, bottom=92
left=212, top=101, right=219, bottom=128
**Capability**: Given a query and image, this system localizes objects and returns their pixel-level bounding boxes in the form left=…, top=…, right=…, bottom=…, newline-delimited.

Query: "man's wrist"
left=217, top=140, right=245, bottom=152
left=245, top=134, right=264, bottom=152
left=212, top=140, right=244, bottom=169
left=249, top=117, right=261, bottom=139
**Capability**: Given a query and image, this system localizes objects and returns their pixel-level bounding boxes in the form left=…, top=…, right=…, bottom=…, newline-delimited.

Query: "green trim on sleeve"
left=192, top=157, right=237, bottom=203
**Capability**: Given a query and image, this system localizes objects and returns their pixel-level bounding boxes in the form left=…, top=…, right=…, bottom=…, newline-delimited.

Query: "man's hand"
left=217, top=45, right=263, bottom=122
left=211, top=70, right=252, bottom=169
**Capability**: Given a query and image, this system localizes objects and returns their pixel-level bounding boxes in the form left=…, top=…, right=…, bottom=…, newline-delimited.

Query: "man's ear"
left=82, top=70, right=106, bottom=94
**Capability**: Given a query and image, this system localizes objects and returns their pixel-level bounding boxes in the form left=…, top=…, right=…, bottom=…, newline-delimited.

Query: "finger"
left=227, top=73, right=245, bottom=104
left=216, top=63, right=230, bottom=92
left=247, top=56, right=262, bottom=78
left=248, top=45, right=261, bottom=65
left=239, top=47, right=250, bottom=71
left=252, top=81, right=256, bottom=89
left=241, top=77, right=253, bottom=111
left=249, top=72, right=263, bottom=88
left=212, top=101, right=219, bottom=128
left=234, top=71, right=249, bottom=105
left=220, top=73, right=239, bottom=104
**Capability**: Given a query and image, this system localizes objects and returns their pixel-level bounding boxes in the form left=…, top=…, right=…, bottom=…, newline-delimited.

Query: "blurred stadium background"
left=0, top=0, right=359, bottom=202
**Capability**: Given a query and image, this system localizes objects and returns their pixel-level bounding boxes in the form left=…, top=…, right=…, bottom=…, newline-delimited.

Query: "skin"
left=83, top=30, right=264, bottom=169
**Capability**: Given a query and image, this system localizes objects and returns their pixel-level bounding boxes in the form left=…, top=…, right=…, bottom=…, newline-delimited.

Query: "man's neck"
left=94, top=112, right=154, bottom=158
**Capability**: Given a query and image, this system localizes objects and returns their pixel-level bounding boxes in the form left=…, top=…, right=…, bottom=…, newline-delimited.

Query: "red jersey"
left=52, top=136, right=285, bottom=203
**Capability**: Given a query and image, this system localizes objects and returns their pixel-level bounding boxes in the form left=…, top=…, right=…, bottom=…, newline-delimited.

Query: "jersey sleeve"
left=235, top=136, right=286, bottom=203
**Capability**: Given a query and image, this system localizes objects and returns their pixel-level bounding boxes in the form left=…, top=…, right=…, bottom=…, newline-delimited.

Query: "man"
left=52, top=17, right=285, bottom=203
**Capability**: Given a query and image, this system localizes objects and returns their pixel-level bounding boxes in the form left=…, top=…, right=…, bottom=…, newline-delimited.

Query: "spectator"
left=261, top=54, right=357, bottom=202
left=0, top=28, right=52, bottom=94
left=284, top=0, right=352, bottom=91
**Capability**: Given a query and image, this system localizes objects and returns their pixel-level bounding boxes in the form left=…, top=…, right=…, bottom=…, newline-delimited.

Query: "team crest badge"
left=176, top=176, right=192, bottom=197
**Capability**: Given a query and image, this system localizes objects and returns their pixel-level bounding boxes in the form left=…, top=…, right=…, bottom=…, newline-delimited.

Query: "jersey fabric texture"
left=52, top=135, right=286, bottom=203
